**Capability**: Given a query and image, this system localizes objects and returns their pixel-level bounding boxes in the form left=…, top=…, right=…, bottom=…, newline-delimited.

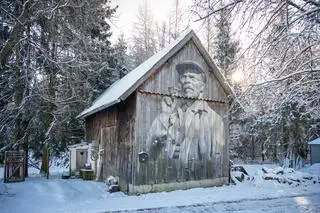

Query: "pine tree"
left=0, top=0, right=120, bottom=173
left=130, top=0, right=157, bottom=67
left=212, top=7, right=239, bottom=83
left=114, top=34, right=131, bottom=78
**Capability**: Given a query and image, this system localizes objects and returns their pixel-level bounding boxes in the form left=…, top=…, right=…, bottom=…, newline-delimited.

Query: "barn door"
left=76, top=149, right=88, bottom=171
left=4, top=151, right=25, bottom=183
left=99, top=126, right=117, bottom=179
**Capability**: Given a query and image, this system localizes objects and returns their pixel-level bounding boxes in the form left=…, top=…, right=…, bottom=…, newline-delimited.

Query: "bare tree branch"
left=249, top=69, right=320, bottom=87
left=287, top=0, right=306, bottom=12
left=194, top=0, right=243, bottom=22
left=302, top=0, right=320, bottom=8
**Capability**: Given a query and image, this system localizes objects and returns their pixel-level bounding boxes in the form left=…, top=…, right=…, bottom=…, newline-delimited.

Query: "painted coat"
left=168, top=100, right=225, bottom=171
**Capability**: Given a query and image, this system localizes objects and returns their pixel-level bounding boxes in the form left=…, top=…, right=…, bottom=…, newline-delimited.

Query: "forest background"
left=0, top=0, right=319, bottom=175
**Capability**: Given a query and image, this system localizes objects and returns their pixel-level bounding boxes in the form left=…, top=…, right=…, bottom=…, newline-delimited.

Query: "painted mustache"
left=182, top=84, right=194, bottom=91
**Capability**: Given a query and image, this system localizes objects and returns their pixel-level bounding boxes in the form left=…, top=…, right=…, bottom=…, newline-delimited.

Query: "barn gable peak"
left=78, top=29, right=234, bottom=119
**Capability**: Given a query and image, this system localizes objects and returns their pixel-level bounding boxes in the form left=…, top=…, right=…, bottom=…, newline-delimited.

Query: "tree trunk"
left=13, top=42, right=29, bottom=177
left=251, top=136, right=255, bottom=160
left=23, top=139, right=28, bottom=177
left=40, top=20, right=57, bottom=176
left=0, top=1, right=34, bottom=71
left=261, top=142, right=265, bottom=162
left=13, top=45, right=24, bottom=150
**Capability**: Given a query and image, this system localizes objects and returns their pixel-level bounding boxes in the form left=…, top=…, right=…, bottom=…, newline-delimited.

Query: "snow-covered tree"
left=130, top=0, right=157, bottom=67
left=192, top=0, right=320, bottom=164
left=114, top=34, right=130, bottom=78
left=0, top=0, right=122, bottom=174
left=212, top=8, right=239, bottom=82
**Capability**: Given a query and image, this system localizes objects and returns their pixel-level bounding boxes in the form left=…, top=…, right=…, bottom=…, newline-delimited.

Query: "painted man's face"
left=179, top=71, right=205, bottom=98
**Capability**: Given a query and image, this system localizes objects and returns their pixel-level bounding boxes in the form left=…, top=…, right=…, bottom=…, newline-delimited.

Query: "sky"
left=110, top=0, right=195, bottom=42
left=109, top=0, right=245, bottom=83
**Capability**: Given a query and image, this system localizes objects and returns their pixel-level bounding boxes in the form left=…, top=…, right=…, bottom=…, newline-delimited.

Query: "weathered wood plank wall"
left=134, top=94, right=229, bottom=185
left=141, top=40, right=228, bottom=102
left=86, top=94, right=136, bottom=191
left=132, top=41, right=230, bottom=192
left=115, top=93, right=136, bottom=191
left=86, top=105, right=117, bottom=144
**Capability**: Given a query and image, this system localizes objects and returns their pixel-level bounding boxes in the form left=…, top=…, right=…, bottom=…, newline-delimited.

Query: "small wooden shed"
left=309, top=138, right=320, bottom=164
left=68, top=142, right=89, bottom=174
left=78, top=29, right=234, bottom=194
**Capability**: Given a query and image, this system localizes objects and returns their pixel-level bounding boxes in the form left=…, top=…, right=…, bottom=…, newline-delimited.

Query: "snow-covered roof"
left=67, top=142, right=89, bottom=150
left=77, top=29, right=234, bottom=119
left=309, top=138, right=320, bottom=145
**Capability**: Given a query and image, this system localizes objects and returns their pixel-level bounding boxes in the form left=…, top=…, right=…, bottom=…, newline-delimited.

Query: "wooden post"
left=4, top=153, right=7, bottom=183
left=96, top=129, right=104, bottom=181
left=41, top=144, right=50, bottom=179
left=46, top=145, right=50, bottom=179
left=91, top=140, right=99, bottom=173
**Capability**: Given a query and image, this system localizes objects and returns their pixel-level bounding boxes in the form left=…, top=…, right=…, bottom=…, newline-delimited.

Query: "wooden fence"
left=4, top=151, right=25, bottom=183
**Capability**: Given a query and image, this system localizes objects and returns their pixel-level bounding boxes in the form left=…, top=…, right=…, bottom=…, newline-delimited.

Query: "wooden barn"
left=77, top=29, right=234, bottom=194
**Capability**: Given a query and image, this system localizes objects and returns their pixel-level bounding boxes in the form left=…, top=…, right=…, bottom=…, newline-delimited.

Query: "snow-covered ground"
left=0, top=164, right=319, bottom=213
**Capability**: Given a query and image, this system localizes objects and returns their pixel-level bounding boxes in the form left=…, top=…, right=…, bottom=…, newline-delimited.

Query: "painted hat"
left=176, top=60, right=206, bottom=81
left=176, top=60, right=205, bottom=74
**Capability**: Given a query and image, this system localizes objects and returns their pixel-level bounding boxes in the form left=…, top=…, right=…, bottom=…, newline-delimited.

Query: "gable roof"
left=309, top=138, right=320, bottom=145
left=77, top=29, right=234, bottom=119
